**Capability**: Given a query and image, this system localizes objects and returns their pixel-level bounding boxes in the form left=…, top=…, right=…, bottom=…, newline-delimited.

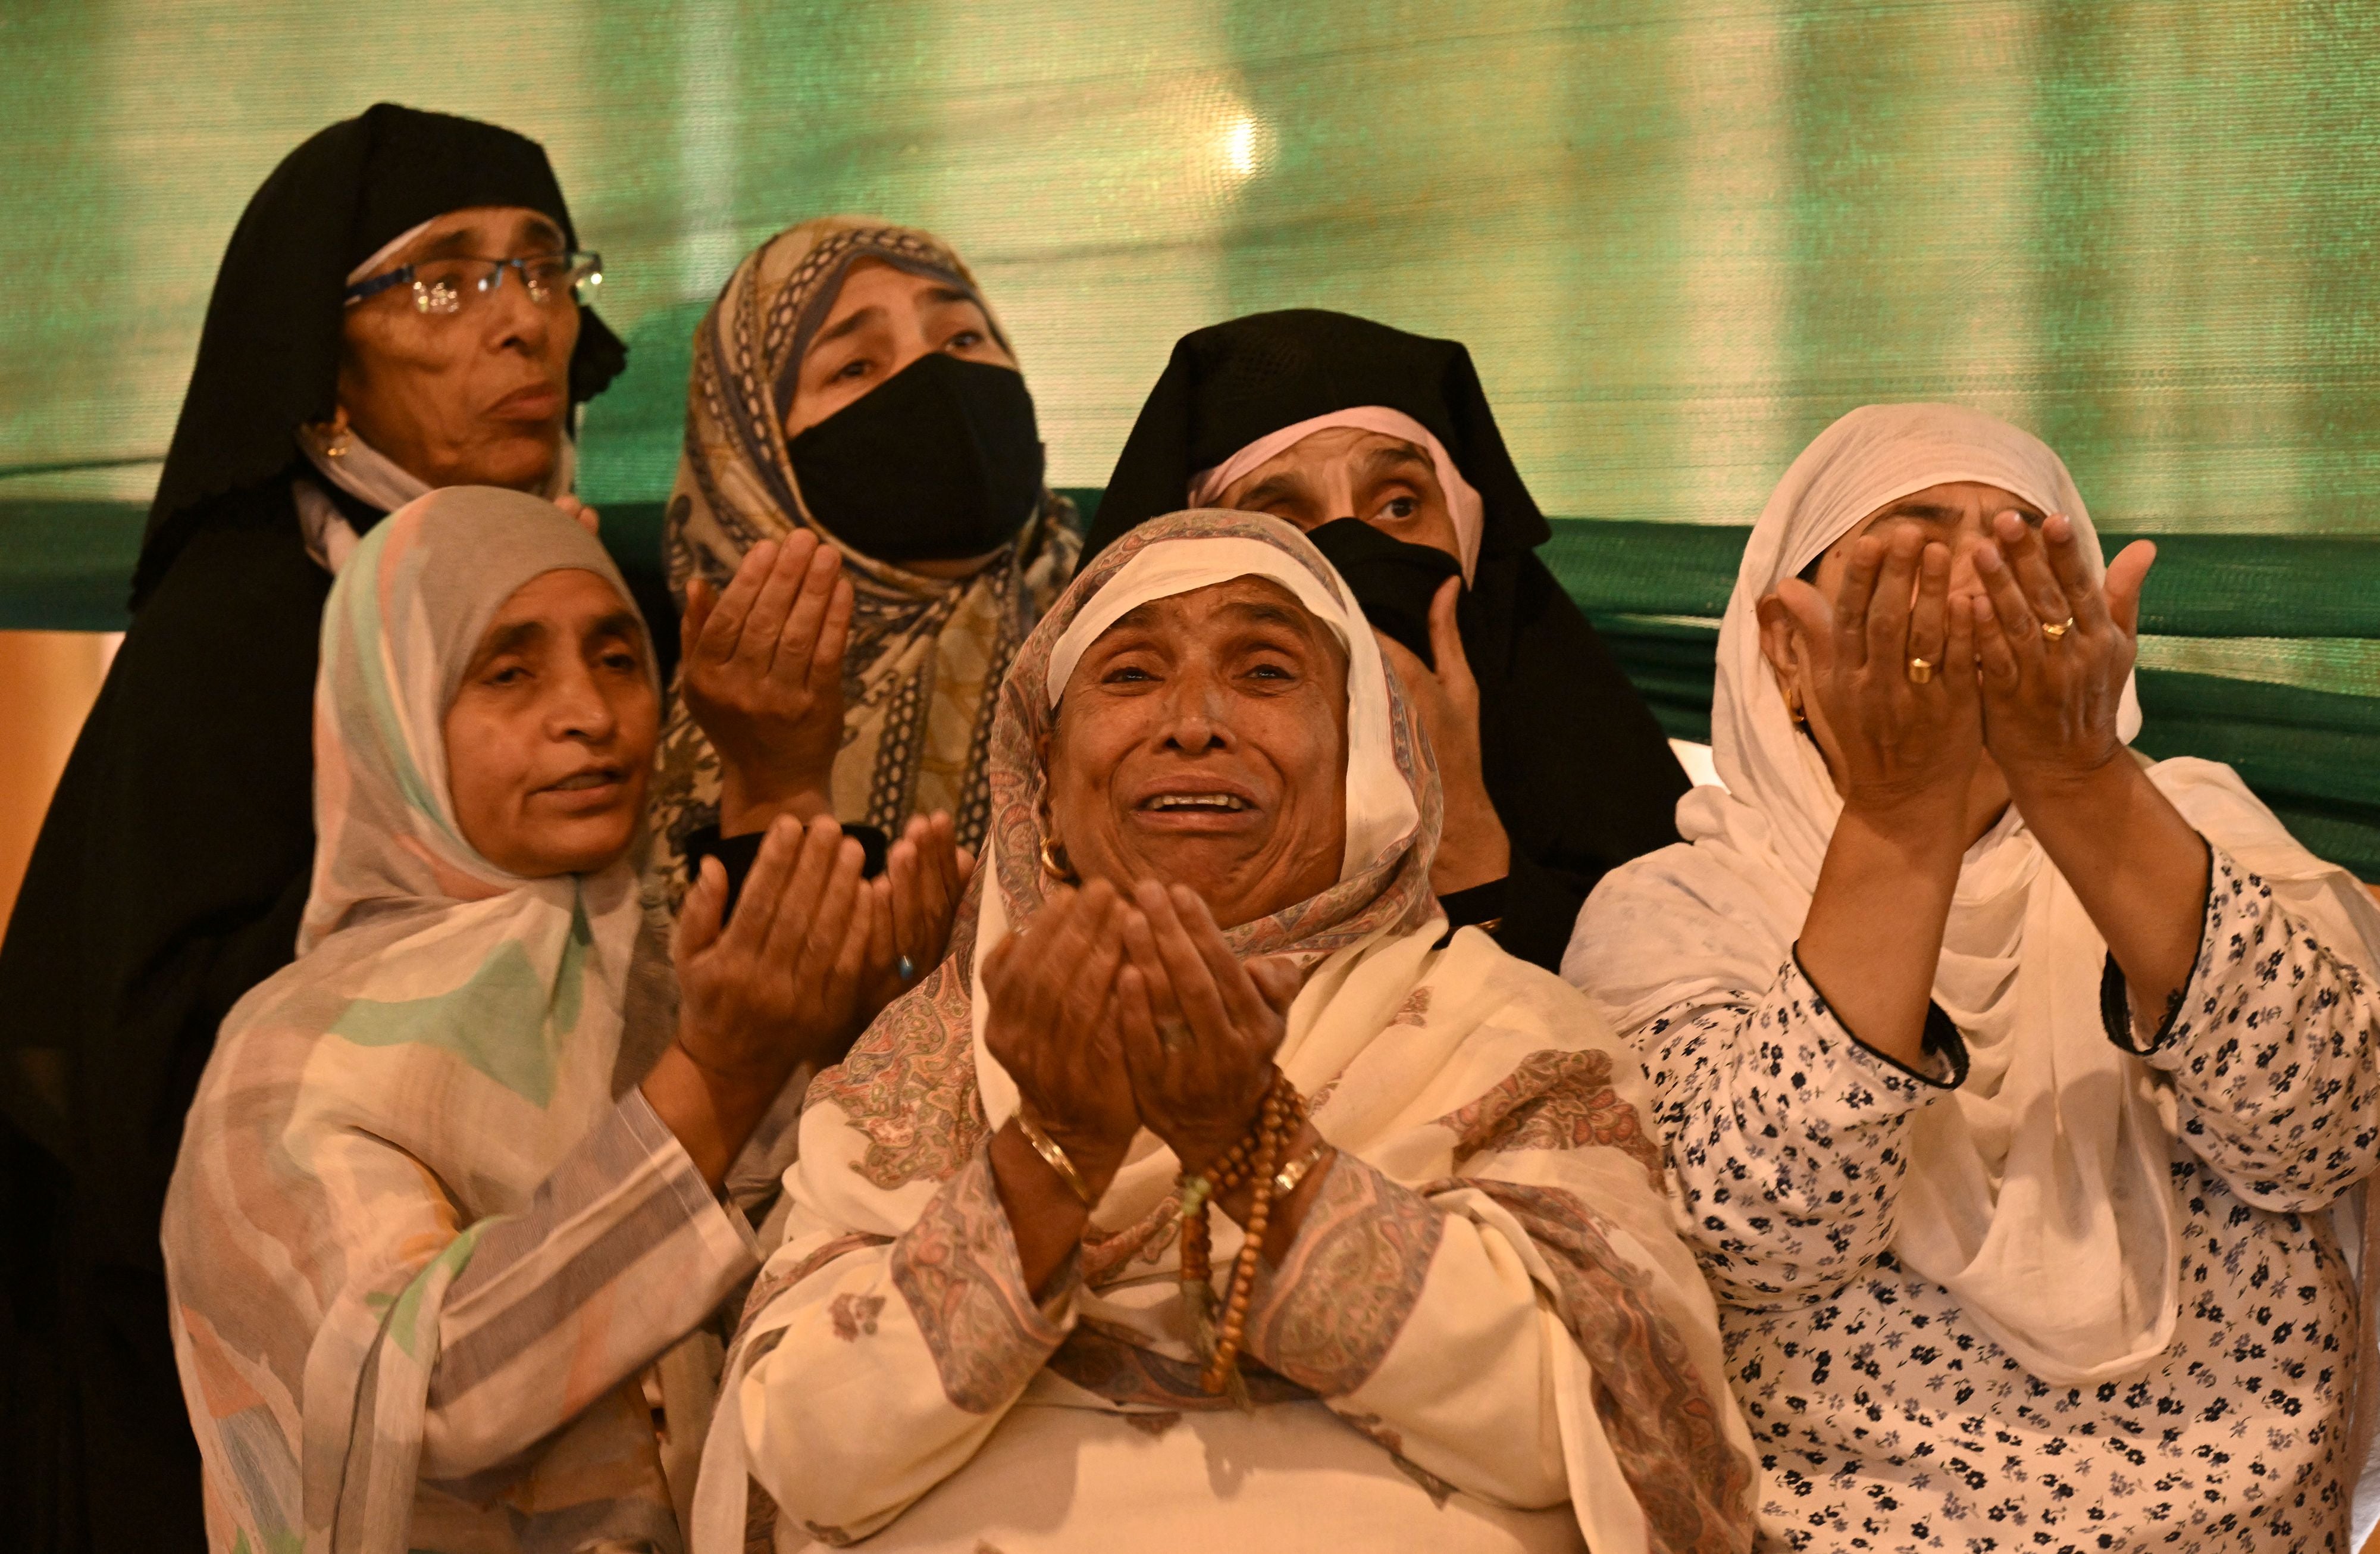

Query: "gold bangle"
left=1014, top=1106, right=1094, bottom=1208
left=1272, top=1136, right=1333, bottom=1198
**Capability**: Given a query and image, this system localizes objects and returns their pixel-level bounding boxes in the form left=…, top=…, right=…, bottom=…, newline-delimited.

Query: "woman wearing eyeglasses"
left=0, top=103, right=622, bottom=1554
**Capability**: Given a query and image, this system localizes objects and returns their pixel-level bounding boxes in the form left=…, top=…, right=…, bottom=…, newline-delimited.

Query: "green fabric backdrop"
left=4, top=0, right=2379, bottom=868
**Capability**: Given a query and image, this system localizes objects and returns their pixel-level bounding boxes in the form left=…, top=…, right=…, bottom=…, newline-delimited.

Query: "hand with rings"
left=1969, top=509, right=2156, bottom=793
left=1770, top=524, right=1983, bottom=820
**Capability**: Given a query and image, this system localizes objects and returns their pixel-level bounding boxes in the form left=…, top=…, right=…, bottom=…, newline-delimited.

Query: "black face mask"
left=1304, top=518, right=1464, bottom=669
left=787, top=352, right=1045, bottom=564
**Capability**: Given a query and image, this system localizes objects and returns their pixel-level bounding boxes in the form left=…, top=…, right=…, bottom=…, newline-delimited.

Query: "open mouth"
left=1141, top=792, right=1251, bottom=814
left=545, top=766, right=624, bottom=795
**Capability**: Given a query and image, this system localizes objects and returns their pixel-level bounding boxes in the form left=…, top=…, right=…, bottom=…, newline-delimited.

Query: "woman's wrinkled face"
left=443, top=569, right=658, bottom=877
left=1214, top=427, right=1463, bottom=561
left=1045, top=577, right=1349, bottom=930
left=337, top=205, right=583, bottom=492
left=782, top=256, right=1016, bottom=439
left=1757, top=480, right=2048, bottom=833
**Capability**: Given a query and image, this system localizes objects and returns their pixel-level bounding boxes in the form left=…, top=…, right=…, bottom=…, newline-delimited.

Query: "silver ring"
left=896, top=955, right=916, bottom=983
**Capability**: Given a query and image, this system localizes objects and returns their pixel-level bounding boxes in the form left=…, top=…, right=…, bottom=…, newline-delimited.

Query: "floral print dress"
left=1612, top=849, right=2380, bottom=1552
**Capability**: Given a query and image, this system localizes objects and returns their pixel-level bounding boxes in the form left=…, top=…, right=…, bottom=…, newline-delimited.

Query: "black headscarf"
left=131, top=101, right=625, bottom=607
left=1086, top=309, right=1687, bottom=970
left=0, top=106, right=619, bottom=1554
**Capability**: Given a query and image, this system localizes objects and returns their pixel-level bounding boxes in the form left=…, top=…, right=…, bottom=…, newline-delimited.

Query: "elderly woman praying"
left=164, top=490, right=890, bottom=1553
left=1565, top=404, right=2380, bottom=1549
left=693, top=511, right=1756, bottom=1554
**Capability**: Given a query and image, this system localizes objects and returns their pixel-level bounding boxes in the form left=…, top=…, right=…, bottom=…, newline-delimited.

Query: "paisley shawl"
left=704, top=512, right=1758, bottom=1554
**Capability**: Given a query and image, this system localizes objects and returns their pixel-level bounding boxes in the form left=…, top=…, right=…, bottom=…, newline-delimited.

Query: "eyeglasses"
left=343, top=251, right=603, bottom=317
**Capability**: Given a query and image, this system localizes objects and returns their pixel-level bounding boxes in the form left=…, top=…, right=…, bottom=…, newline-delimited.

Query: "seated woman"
left=694, top=511, right=1756, bottom=1553
left=0, top=105, right=624, bottom=1553
left=1084, top=309, right=1688, bottom=971
left=1564, top=404, right=2380, bottom=1548
left=646, top=218, right=1078, bottom=914
left=163, top=489, right=889, bottom=1553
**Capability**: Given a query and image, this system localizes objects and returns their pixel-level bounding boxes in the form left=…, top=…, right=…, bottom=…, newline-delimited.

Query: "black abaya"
left=1084, top=309, right=1687, bottom=970
left=0, top=105, right=622, bottom=1554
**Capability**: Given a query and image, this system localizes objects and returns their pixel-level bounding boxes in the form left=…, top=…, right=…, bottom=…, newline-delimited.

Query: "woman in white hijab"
left=1564, top=404, right=2380, bottom=1551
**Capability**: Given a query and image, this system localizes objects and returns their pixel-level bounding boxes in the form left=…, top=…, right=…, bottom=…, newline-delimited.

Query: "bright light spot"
left=1222, top=114, right=1261, bottom=177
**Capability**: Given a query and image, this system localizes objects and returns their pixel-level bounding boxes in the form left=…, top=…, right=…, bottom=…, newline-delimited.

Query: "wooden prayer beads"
left=1175, top=1067, right=1305, bottom=1395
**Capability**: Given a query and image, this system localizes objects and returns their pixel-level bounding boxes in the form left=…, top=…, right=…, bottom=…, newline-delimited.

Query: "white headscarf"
left=1575, top=402, right=2374, bottom=1386
left=972, top=518, right=1424, bottom=1133
left=1188, top=407, right=1488, bottom=582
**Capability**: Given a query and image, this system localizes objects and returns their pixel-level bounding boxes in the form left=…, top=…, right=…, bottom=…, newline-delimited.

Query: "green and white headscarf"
left=164, top=487, right=673, bottom=1553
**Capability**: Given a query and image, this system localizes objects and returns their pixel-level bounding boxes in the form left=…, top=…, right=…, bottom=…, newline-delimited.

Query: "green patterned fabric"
left=4, top=0, right=2379, bottom=869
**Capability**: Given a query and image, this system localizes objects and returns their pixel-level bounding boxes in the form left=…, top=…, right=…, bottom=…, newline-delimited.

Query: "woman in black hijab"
left=0, top=104, right=623, bottom=1554
left=1086, top=309, right=1685, bottom=971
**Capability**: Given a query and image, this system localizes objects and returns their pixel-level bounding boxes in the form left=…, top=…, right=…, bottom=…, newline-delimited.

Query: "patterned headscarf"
left=647, top=218, right=1079, bottom=902
left=701, top=512, right=1756, bottom=1554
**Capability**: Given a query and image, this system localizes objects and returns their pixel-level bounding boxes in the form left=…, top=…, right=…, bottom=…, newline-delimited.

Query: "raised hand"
left=680, top=531, right=854, bottom=834
left=1113, top=879, right=1302, bottom=1174
left=853, top=812, right=976, bottom=1024
left=1773, top=524, right=1980, bottom=817
left=1374, top=577, right=1510, bottom=895
left=647, top=812, right=874, bottom=1183
left=1969, top=511, right=2205, bottom=1029
left=981, top=880, right=1142, bottom=1196
left=674, top=812, right=875, bottom=1080
left=1781, top=526, right=1984, bottom=1071
left=1970, top=509, right=2156, bottom=793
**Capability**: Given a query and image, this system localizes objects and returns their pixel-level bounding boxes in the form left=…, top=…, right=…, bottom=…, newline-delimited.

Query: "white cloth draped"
left=1584, top=402, right=2370, bottom=1384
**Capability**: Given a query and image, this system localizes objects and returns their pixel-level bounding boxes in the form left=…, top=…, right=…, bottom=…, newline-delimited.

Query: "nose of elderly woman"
left=1156, top=665, right=1232, bottom=752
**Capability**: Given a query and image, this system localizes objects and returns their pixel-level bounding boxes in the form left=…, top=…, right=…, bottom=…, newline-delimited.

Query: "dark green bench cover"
left=7, top=493, right=2378, bottom=876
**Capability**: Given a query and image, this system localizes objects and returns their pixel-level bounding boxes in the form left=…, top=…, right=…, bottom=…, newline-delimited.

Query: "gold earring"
left=1786, top=691, right=1808, bottom=728
left=1039, top=834, right=1078, bottom=884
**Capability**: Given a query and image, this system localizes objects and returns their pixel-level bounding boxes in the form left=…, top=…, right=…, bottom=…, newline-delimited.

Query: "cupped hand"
left=673, top=812, right=876, bottom=1090
left=1374, top=577, right=1510, bottom=895
left=1970, top=510, right=2154, bottom=791
left=1113, top=879, right=1302, bottom=1174
left=681, top=531, right=854, bottom=833
left=853, top=812, right=976, bottom=1024
left=1775, top=526, right=1981, bottom=817
left=981, top=880, right=1142, bottom=1191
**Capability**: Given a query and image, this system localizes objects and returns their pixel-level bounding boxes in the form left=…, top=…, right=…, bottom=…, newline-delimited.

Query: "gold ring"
left=1908, top=656, right=1934, bottom=684
left=2041, top=618, right=2074, bottom=642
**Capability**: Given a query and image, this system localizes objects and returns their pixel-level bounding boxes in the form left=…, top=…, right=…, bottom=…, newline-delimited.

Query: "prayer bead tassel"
left=1173, top=1069, right=1309, bottom=1397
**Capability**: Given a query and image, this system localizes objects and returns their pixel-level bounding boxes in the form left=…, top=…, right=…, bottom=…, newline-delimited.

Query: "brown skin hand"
left=1758, top=481, right=2206, bottom=1069
left=990, top=577, right=1355, bottom=1293
left=440, top=569, right=863, bottom=1189
left=333, top=205, right=581, bottom=492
